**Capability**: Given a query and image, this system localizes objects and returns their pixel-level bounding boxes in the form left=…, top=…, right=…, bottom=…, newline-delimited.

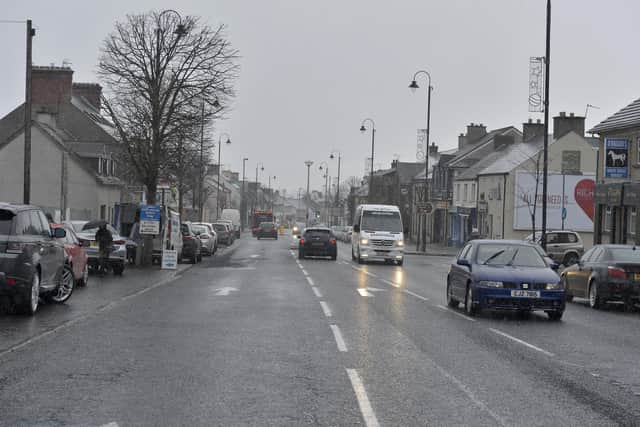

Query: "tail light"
left=184, top=236, right=193, bottom=241
left=5, top=278, right=16, bottom=285
left=113, top=240, right=125, bottom=245
left=300, top=238, right=305, bottom=245
left=608, top=266, right=626, bottom=279
left=6, top=242, right=25, bottom=254
left=330, top=239, right=336, bottom=245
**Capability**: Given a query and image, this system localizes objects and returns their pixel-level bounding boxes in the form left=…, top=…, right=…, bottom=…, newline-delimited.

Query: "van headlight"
left=479, top=280, right=503, bottom=288
left=396, top=240, right=404, bottom=247
left=360, top=239, right=369, bottom=245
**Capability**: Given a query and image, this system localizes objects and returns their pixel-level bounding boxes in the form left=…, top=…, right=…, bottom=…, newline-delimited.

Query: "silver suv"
left=525, top=230, right=584, bottom=265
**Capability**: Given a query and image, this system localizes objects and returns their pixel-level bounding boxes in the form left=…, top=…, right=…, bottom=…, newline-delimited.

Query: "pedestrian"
left=95, top=223, right=113, bottom=276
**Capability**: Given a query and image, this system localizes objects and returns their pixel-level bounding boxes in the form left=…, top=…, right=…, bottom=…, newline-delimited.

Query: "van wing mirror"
left=353, top=225, right=360, bottom=233
left=53, top=228, right=66, bottom=239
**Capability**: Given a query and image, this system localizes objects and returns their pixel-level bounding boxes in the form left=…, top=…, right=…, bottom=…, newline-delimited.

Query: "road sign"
left=140, top=204, right=161, bottom=235
left=562, top=207, right=567, bottom=220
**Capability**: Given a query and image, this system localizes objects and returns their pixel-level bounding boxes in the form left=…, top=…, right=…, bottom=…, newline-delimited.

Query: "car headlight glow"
left=396, top=240, right=404, bottom=247
left=360, top=239, right=369, bottom=245
left=545, top=282, right=562, bottom=290
left=479, top=280, right=503, bottom=288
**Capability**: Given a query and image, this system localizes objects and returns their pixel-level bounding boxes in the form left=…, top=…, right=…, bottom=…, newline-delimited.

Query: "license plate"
left=511, top=290, right=540, bottom=298
left=312, top=242, right=324, bottom=247
left=634, top=274, right=640, bottom=281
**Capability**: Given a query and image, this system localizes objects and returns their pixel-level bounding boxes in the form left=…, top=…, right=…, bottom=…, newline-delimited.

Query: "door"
left=451, top=243, right=472, bottom=299
left=31, top=210, right=56, bottom=287
left=573, top=247, right=600, bottom=297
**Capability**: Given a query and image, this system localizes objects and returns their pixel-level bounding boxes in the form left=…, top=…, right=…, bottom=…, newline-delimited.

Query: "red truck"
left=252, top=210, right=274, bottom=236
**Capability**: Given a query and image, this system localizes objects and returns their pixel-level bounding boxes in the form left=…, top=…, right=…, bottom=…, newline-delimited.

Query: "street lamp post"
left=304, top=161, right=314, bottom=226
left=330, top=150, right=342, bottom=225
left=318, top=162, right=329, bottom=225
left=409, top=70, right=433, bottom=252
left=268, top=175, right=276, bottom=211
left=255, top=162, right=264, bottom=211
left=241, top=157, right=248, bottom=231
left=541, top=0, right=551, bottom=251
left=216, top=132, right=231, bottom=219
left=360, top=118, right=376, bottom=202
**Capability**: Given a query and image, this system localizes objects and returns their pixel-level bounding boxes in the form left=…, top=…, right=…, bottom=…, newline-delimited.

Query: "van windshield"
left=361, top=211, right=402, bottom=233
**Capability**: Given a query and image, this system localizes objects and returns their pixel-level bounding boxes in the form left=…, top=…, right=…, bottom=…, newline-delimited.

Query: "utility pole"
left=304, top=160, right=313, bottom=226
left=542, top=0, right=551, bottom=251
left=23, top=19, right=34, bottom=204
left=199, top=101, right=205, bottom=222
left=241, top=157, right=248, bottom=231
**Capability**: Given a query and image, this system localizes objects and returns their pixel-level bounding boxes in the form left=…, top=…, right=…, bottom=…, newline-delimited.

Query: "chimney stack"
left=553, top=112, right=585, bottom=139
left=31, top=66, right=74, bottom=113
left=72, top=83, right=102, bottom=111
left=458, top=133, right=466, bottom=150
left=523, top=118, right=545, bottom=142
left=466, top=123, right=487, bottom=143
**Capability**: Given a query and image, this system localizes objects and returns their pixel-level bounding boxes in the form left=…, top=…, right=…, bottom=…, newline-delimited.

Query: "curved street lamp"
left=215, top=132, right=231, bottom=218
left=255, top=162, right=265, bottom=210
left=360, top=118, right=376, bottom=200
left=408, top=69, right=433, bottom=252
left=157, top=9, right=187, bottom=36
left=318, top=162, right=330, bottom=224
left=304, top=161, right=314, bottom=226
left=330, top=150, right=342, bottom=225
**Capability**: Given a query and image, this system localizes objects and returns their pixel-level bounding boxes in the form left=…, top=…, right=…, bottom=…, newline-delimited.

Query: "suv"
left=299, top=227, right=337, bottom=260
left=525, top=230, right=584, bottom=265
left=0, top=203, right=74, bottom=314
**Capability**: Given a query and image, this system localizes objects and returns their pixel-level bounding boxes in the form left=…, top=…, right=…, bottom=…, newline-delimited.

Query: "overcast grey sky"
left=2, top=1, right=639, bottom=194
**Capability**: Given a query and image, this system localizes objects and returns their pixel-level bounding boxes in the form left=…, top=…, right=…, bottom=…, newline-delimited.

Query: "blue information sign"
left=604, top=138, right=629, bottom=178
left=140, top=204, right=161, bottom=234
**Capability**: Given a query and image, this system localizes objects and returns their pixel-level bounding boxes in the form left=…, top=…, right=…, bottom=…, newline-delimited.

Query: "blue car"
left=446, top=240, right=565, bottom=320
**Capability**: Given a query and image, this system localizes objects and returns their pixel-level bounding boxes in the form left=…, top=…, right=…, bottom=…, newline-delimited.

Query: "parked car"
left=561, top=244, right=640, bottom=310
left=191, top=223, right=216, bottom=256
left=66, top=220, right=88, bottom=233
left=75, top=221, right=126, bottom=275
left=299, top=227, right=337, bottom=260
left=525, top=230, right=584, bottom=265
left=181, top=222, right=202, bottom=264
left=221, top=209, right=241, bottom=238
left=0, top=203, right=75, bottom=314
left=257, top=222, right=278, bottom=240
left=52, top=223, right=89, bottom=287
left=446, top=240, right=565, bottom=320
left=193, top=222, right=218, bottom=252
left=217, top=220, right=235, bottom=244
left=212, top=222, right=232, bottom=245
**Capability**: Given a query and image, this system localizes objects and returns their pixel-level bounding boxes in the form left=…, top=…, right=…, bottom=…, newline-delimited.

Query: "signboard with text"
left=140, top=204, right=161, bottom=235
left=604, top=138, right=629, bottom=178
left=514, top=172, right=595, bottom=232
left=161, top=250, right=178, bottom=270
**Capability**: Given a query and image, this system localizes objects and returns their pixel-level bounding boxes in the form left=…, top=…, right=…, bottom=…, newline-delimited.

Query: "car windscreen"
left=260, top=222, right=274, bottom=229
left=361, top=211, right=402, bottom=233
left=604, top=247, right=640, bottom=262
left=0, top=210, right=14, bottom=235
left=476, top=244, right=547, bottom=267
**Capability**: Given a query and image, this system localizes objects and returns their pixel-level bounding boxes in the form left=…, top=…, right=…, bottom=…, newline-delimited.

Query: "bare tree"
left=516, top=150, right=544, bottom=239
left=98, top=11, right=239, bottom=264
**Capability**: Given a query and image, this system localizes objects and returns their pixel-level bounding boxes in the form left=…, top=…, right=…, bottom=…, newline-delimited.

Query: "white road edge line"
left=306, top=276, right=315, bottom=286
left=404, top=289, right=429, bottom=301
left=346, top=369, right=380, bottom=427
left=330, top=324, right=348, bottom=352
left=489, top=328, right=555, bottom=357
left=100, top=423, right=120, bottom=427
left=319, top=301, right=332, bottom=317
left=301, top=269, right=309, bottom=276
left=312, top=286, right=323, bottom=298
left=435, top=304, right=476, bottom=322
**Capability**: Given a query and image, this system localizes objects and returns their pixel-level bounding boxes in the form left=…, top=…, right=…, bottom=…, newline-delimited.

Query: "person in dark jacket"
left=95, top=224, right=113, bottom=275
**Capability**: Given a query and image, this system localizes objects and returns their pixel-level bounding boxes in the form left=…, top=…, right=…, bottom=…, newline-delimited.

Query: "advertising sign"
left=161, top=249, right=178, bottom=270
left=140, top=204, right=161, bottom=235
left=604, top=138, right=629, bottom=178
left=514, top=172, right=595, bottom=232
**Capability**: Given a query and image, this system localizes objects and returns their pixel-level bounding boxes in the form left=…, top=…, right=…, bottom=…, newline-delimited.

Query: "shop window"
left=630, top=208, right=637, bottom=235
left=605, top=207, right=612, bottom=232
left=463, top=184, right=468, bottom=201
left=456, top=184, right=460, bottom=201
left=471, top=183, right=476, bottom=201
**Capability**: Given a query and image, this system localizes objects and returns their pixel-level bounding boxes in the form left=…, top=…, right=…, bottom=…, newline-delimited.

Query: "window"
left=605, top=207, right=612, bottom=232
left=456, top=184, right=460, bottom=201
left=463, top=184, right=468, bottom=201
left=630, top=208, right=637, bottom=235
left=15, top=212, right=31, bottom=236
left=28, top=210, right=46, bottom=237
left=100, top=205, right=107, bottom=220
left=98, top=157, right=103, bottom=174
left=545, top=232, right=559, bottom=244
left=637, top=137, right=640, bottom=165
left=458, top=244, right=472, bottom=260
left=566, top=232, right=578, bottom=243
left=36, top=211, right=52, bottom=237
left=471, top=183, right=476, bottom=201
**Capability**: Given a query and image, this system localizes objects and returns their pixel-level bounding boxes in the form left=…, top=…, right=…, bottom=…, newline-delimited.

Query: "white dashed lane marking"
left=489, top=328, right=555, bottom=357
left=346, top=369, right=380, bottom=427
left=330, top=325, right=348, bottom=352
left=312, top=286, right=323, bottom=298
left=319, top=301, right=332, bottom=317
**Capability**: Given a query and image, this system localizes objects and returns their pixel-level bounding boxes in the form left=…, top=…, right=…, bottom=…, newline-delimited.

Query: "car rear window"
left=0, top=210, right=14, bottom=235
left=305, top=229, right=331, bottom=239
left=213, top=224, right=226, bottom=232
left=604, top=248, right=640, bottom=262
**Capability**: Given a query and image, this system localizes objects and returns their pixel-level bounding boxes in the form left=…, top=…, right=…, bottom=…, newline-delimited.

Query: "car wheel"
left=447, top=279, right=459, bottom=308
left=547, top=310, right=564, bottom=321
left=563, top=252, right=579, bottom=266
left=351, top=247, right=356, bottom=261
left=112, top=263, right=125, bottom=276
left=397, top=259, right=404, bottom=266
left=47, top=265, right=75, bottom=303
left=464, top=284, right=477, bottom=316
left=589, top=281, right=601, bottom=309
left=299, top=250, right=305, bottom=260
left=16, top=271, right=40, bottom=315
left=331, top=254, right=337, bottom=261
left=78, top=263, right=89, bottom=287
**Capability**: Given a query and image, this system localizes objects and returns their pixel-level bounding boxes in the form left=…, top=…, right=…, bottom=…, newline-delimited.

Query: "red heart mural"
left=574, top=179, right=595, bottom=221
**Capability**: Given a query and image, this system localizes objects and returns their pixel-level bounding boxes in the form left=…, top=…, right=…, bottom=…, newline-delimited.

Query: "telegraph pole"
left=542, top=0, right=551, bottom=250
left=23, top=19, right=34, bottom=204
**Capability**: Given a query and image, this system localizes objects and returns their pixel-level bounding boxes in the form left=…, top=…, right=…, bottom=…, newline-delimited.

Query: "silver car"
left=191, top=223, right=217, bottom=256
left=525, top=230, right=584, bottom=265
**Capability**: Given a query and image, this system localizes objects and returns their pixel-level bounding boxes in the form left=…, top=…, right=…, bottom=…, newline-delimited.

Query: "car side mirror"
left=550, top=262, right=560, bottom=271
left=353, top=225, right=360, bottom=233
left=53, top=228, right=66, bottom=239
left=457, top=258, right=471, bottom=267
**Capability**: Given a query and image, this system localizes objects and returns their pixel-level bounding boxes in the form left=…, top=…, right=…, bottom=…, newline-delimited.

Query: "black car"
left=0, top=203, right=75, bottom=314
left=181, top=222, right=202, bottom=264
left=562, top=244, right=640, bottom=310
left=299, top=227, right=337, bottom=260
left=257, top=222, right=278, bottom=240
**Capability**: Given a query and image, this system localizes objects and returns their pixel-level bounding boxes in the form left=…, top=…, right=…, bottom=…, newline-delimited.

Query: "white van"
left=351, top=204, right=405, bottom=266
left=153, top=208, right=183, bottom=262
left=220, top=209, right=241, bottom=238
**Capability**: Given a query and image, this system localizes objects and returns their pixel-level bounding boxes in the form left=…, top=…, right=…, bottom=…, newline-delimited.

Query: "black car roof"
left=305, top=227, right=331, bottom=231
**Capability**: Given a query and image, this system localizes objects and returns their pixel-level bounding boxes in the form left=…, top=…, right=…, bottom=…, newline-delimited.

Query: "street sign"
left=161, top=249, right=177, bottom=270
left=562, top=207, right=567, bottom=220
left=140, top=204, right=161, bottom=235
left=418, top=202, right=433, bottom=215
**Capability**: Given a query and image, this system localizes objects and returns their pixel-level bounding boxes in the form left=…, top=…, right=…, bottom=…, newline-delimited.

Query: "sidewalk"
left=404, top=242, right=459, bottom=257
